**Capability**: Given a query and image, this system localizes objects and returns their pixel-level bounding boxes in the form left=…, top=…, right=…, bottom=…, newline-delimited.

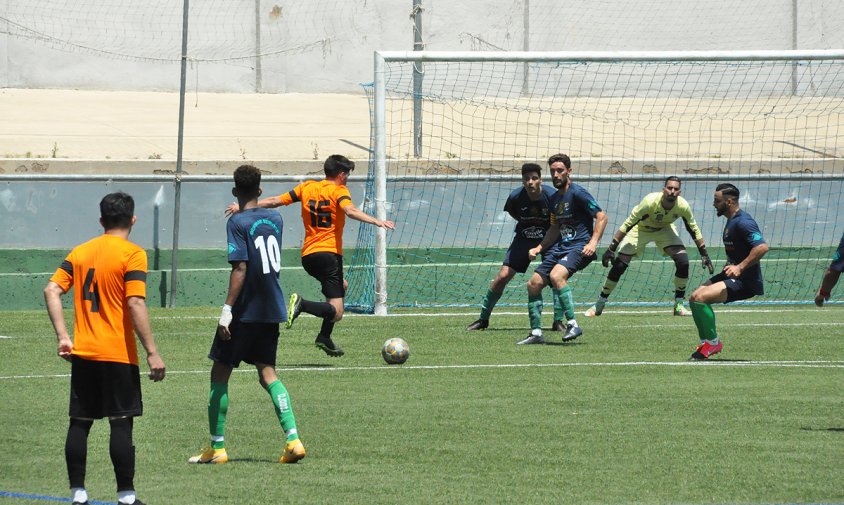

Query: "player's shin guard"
left=108, top=417, right=135, bottom=492
left=528, top=293, right=543, bottom=330
left=300, top=298, right=336, bottom=319
left=674, top=253, right=689, bottom=299
left=690, top=301, right=717, bottom=342
left=65, top=418, right=93, bottom=489
left=557, top=285, right=576, bottom=321
left=266, top=380, right=299, bottom=442
left=479, top=289, right=502, bottom=320
left=208, top=382, right=228, bottom=449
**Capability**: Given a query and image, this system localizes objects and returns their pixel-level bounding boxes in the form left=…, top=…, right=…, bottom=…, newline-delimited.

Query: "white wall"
left=2, top=0, right=844, bottom=94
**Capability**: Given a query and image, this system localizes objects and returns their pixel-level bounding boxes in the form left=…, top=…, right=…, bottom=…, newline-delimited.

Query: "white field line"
left=3, top=359, right=843, bottom=380
left=2, top=257, right=832, bottom=277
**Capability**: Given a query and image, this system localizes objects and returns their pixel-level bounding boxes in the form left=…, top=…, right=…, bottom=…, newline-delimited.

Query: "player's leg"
left=587, top=229, right=639, bottom=316
left=468, top=264, right=516, bottom=330
left=190, top=326, right=238, bottom=464
left=519, top=271, right=549, bottom=344
left=251, top=325, right=305, bottom=463
left=101, top=362, right=144, bottom=505
left=287, top=253, right=341, bottom=329
left=688, top=278, right=728, bottom=360
left=661, top=230, right=691, bottom=315
left=66, top=357, right=99, bottom=505
left=553, top=248, right=596, bottom=340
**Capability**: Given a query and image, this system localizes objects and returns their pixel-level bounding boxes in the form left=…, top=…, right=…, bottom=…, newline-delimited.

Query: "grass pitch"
left=0, top=305, right=842, bottom=505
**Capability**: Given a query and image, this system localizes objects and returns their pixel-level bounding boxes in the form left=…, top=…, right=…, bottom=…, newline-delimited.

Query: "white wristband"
left=219, top=304, right=233, bottom=327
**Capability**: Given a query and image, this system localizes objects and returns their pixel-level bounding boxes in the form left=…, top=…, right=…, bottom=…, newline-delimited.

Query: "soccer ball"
left=381, top=337, right=410, bottom=365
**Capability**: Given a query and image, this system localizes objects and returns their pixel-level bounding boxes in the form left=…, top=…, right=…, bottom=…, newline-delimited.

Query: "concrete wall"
left=3, top=0, right=844, bottom=94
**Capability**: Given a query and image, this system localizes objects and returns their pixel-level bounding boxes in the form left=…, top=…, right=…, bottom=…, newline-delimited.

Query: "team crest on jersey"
left=562, top=225, right=576, bottom=241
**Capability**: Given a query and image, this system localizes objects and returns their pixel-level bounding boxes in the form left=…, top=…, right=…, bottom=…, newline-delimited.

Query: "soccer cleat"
left=466, top=319, right=489, bottom=331
left=72, top=502, right=89, bottom=505
left=315, top=335, right=344, bottom=357
left=551, top=320, right=565, bottom=332
left=516, top=333, right=545, bottom=345
left=673, top=302, right=692, bottom=316
left=279, top=439, right=306, bottom=464
left=584, top=299, right=606, bottom=317
left=689, top=340, right=723, bottom=360
left=119, top=501, right=146, bottom=505
left=188, top=447, right=228, bottom=464
left=285, top=293, right=303, bottom=329
left=562, top=324, right=582, bottom=342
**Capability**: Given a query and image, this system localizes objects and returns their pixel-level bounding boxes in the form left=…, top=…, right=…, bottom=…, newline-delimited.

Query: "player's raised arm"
left=344, top=203, right=395, bottom=229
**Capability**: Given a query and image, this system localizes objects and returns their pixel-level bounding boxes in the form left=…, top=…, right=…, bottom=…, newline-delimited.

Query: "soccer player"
left=228, top=154, right=395, bottom=357
left=520, top=153, right=608, bottom=344
left=585, top=176, right=714, bottom=317
left=688, top=183, right=768, bottom=360
left=466, top=162, right=565, bottom=331
left=815, top=230, right=844, bottom=306
left=44, top=192, right=166, bottom=505
left=190, top=165, right=305, bottom=465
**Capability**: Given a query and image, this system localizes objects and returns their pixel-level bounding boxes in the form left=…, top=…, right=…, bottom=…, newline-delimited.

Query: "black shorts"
left=709, top=272, right=764, bottom=303
left=503, top=237, right=542, bottom=274
left=301, top=252, right=345, bottom=299
left=69, top=357, right=142, bottom=419
left=209, top=319, right=280, bottom=368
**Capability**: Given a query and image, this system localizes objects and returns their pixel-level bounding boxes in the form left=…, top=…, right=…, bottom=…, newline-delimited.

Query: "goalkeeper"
left=814, top=230, right=844, bottom=306
left=585, top=176, right=713, bottom=317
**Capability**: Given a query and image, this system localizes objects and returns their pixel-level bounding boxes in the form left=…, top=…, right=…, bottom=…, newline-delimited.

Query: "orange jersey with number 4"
left=280, top=180, right=353, bottom=256
left=50, top=234, right=148, bottom=365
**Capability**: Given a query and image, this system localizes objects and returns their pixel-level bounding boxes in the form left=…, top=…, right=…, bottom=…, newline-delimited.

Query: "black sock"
left=319, top=318, right=335, bottom=339
left=66, top=418, right=93, bottom=489
left=300, top=299, right=337, bottom=320
left=109, top=417, right=135, bottom=492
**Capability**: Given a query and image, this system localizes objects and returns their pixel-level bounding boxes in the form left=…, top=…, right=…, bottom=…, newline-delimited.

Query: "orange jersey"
left=280, top=179, right=353, bottom=256
left=50, top=234, right=148, bottom=365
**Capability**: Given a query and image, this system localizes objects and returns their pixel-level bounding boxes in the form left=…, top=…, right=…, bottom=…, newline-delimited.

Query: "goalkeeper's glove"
left=602, top=239, right=619, bottom=268
left=218, top=304, right=233, bottom=329
left=699, top=246, right=714, bottom=274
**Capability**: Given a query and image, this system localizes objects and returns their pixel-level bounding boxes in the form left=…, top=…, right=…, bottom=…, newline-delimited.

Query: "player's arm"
left=127, top=296, right=165, bottom=382
left=218, top=261, right=247, bottom=340
left=343, top=203, right=396, bottom=229
left=724, top=243, right=769, bottom=278
left=529, top=220, right=561, bottom=260
left=681, top=207, right=713, bottom=273
left=44, top=281, right=73, bottom=361
left=815, top=268, right=841, bottom=306
left=225, top=192, right=290, bottom=216
left=584, top=210, right=608, bottom=257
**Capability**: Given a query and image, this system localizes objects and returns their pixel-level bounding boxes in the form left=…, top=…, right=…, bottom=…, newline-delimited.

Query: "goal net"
left=346, top=50, right=844, bottom=314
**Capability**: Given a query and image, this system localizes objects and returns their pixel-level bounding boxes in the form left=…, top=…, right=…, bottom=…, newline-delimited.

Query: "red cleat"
left=690, top=340, right=723, bottom=360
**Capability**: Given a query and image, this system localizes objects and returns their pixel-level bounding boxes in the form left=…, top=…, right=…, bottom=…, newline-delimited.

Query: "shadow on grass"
left=800, top=427, right=844, bottom=432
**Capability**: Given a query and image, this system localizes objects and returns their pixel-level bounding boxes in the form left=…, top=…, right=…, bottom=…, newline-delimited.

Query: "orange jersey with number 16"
left=280, top=180, right=353, bottom=256
left=50, top=234, right=148, bottom=365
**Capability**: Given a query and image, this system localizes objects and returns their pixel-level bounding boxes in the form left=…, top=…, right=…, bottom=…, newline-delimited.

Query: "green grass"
left=0, top=306, right=842, bottom=505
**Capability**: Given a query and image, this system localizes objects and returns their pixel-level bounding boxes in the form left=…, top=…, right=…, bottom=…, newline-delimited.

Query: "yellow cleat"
left=188, top=447, right=228, bottom=464
left=673, top=303, right=692, bottom=316
left=279, top=439, right=306, bottom=464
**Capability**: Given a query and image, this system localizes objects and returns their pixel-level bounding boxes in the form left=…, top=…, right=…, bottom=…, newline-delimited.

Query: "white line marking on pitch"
left=3, top=360, right=842, bottom=380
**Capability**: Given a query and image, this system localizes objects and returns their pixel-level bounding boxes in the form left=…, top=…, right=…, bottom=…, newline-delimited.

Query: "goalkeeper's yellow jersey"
left=619, top=192, right=704, bottom=241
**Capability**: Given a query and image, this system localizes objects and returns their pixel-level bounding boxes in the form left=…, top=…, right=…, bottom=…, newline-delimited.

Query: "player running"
left=585, top=176, right=714, bottom=317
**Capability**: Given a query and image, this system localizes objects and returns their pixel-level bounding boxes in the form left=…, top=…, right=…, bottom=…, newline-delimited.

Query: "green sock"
left=557, top=285, right=576, bottom=321
left=528, top=293, right=543, bottom=330
left=266, top=380, right=299, bottom=442
left=552, top=289, right=563, bottom=322
left=208, top=382, right=228, bottom=449
left=479, top=289, right=503, bottom=320
left=690, top=301, right=717, bottom=342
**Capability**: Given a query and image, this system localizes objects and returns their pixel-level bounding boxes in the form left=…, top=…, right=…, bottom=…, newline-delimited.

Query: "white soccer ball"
left=381, top=337, right=410, bottom=365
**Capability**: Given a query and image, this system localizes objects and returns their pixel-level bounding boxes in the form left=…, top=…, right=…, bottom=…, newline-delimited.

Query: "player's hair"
left=547, top=153, right=571, bottom=169
left=664, top=176, right=681, bottom=187
left=233, top=164, right=262, bottom=198
left=100, top=192, right=134, bottom=229
left=716, top=182, right=740, bottom=200
left=521, top=163, right=542, bottom=177
left=324, top=154, right=355, bottom=177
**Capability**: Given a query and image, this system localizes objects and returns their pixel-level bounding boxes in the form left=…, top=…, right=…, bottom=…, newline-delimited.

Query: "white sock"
left=71, top=488, right=88, bottom=504
left=117, top=490, right=136, bottom=504
left=567, top=319, right=578, bottom=327
left=530, top=328, right=542, bottom=337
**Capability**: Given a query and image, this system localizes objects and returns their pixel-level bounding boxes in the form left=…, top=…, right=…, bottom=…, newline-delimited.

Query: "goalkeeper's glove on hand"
left=602, top=238, right=619, bottom=268
left=699, top=246, right=714, bottom=274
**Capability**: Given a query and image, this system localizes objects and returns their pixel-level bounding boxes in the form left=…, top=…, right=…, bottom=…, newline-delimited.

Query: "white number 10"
left=254, top=235, right=281, bottom=274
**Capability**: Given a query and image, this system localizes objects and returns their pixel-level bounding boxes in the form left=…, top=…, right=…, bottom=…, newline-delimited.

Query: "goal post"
left=348, top=50, right=844, bottom=315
